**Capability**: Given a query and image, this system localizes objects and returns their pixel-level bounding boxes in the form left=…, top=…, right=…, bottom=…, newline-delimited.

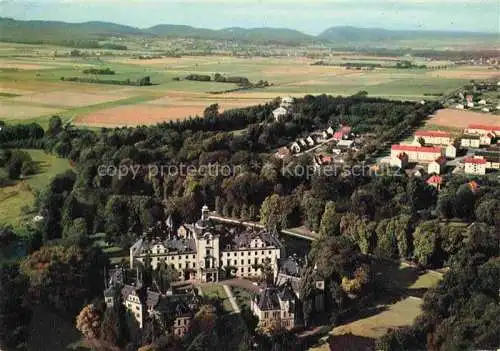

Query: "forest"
left=0, top=94, right=498, bottom=350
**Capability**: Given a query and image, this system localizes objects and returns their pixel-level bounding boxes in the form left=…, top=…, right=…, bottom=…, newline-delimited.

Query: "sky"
left=1, top=0, right=499, bottom=34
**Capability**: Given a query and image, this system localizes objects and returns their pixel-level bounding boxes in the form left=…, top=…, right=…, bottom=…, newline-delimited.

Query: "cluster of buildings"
left=119, top=207, right=326, bottom=334
left=251, top=255, right=325, bottom=331
left=388, top=123, right=499, bottom=181
left=130, top=206, right=283, bottom=282
left=275, top=124, right=354, bottom=159
left=104, top=266, right=201, bottom=337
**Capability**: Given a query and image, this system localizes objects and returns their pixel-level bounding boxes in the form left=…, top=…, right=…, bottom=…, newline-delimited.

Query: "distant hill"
left=0, top=17, right=496, bottom=47
left=318, top=26, right=498, bottom=44
left=0, top=17, right=142, bottom=43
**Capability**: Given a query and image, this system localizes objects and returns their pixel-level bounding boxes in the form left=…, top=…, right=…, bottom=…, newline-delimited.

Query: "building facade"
left=464, top=157, right=487, bottom=175
left=414, top=130, right=453, bottom=145
left=466, top=124, right=500, bottom=135
left=250, top=281, right=298, bottom=331
left=390, top=145, right=443, bottom=163
left=428, top=156, right=447, bottom=174
left=104, top=267, right=200, bottom=336
left=130, top=206, right=282, bottom=282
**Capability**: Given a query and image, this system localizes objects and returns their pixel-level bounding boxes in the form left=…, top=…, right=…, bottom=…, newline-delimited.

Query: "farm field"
left=424, top=108, right=500, bottom=130
left=0, top=149, right=71, bottom=228
left=1, top=43, right=499, bottom=127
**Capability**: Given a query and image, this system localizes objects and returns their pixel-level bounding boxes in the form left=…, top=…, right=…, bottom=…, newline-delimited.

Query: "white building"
left=445, top=144, right=457, bottom=158
left=414, top=130, right=453, bottom=146
left=104, top=267, right=200, bottom=336
left=130, top=206, right=282, bottom=282
left=280, top=96, right=294, bottom=109
left=480, top=133, right=493, bottom=146
left=272, top=107, right=288, bottom=122
left=290, top=142, right=301, bottom=154
left=464, top=157, right=487, bottom=175
left=461, top=135, right=481, bottom=148
left=390, top=145, right=443, bottom=163
left=390, top=152, right=409, bottom=169
left=251, top=281, right=298, bottom=331
left=428, top=156, right=447, bottom=174
left=466, top=124, right=500, bottom=135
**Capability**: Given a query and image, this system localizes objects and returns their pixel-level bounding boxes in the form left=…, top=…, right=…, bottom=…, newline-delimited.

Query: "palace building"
left=104, top=266, right=200, bottom=336
left=130, top=206, right=283, bottom=282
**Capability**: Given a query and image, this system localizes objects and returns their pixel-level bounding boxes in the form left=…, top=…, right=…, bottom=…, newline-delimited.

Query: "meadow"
left=0, top=149, right=71, bottom=228
left=1, top=42, right=498, bottom=128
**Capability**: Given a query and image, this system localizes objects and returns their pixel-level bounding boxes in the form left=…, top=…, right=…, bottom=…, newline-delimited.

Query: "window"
left=264, top=312, right=269, bottom=318
left=261, top=251, right=264, bottom=255
left=185, top=255, right=188, bottom=259
left=178, top=255, right=181, bottom=260
left=248, top=259, right=251, bottom=264
left=269, top=251, right=272, bottom=255
left=247, top=251, right=251, bottom=256
left=178, top=263, right=182, bottom=268
left=193, top=255, right=196, bottom=259
left=241, top=252, right=244, bottom=256
left=254, top=251, right=257, bottom=255
left=233, top=253, right=237, bottom=257
left=193, top=262, right=196, bottom=268
left=241, top=259, right=244, bottom=265
left=247, top=267, right=251, bottom=272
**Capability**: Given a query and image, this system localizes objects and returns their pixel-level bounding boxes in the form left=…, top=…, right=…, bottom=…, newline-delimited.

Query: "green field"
left=310, top=262, right=442, bottom=350
left=0, top=149, right=71, bottom=228
left=200, top=284, right=234, bottom=312
left=1, top=43, right=498, bottom=128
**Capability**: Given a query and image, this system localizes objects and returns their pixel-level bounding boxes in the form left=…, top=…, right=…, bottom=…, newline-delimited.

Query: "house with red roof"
left=426, top=175, right=443, bottom=190
left=464, top=157, right=487, bottom=175
left=466, top=124, right=500, bottom=136
left=390, top=145, right=443, bottom=162
left=414, top=130, right=453, bottom=145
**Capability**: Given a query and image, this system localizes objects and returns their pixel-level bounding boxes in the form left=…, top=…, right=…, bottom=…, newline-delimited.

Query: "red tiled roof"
left=391, top=145, right=442, bottom=153
left=464, top=157, right=486, bottom=165
left=415, top=130, right=451, bottom=137
left=468, top=124, right=500, bottom=131
left=333, top=132, right=343, bottom=140
left=468, top=180, right=480, bottom=190
left=427, top=175, right=443, bottom=184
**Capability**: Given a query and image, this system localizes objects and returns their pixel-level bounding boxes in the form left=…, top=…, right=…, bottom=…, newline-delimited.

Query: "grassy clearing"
left=310, top=261, right=442, bottom=350
left=231, top=286, right=253, bottom=310
left=89, top=233, right=128, bottom=264
left=200, top=284, right=233, bottom=312
left=0, top=149, right=71, bottom=228
left=332, top=297, right=422, bottom=339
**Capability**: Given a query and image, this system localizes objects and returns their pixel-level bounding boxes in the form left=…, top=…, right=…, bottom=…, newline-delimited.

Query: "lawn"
left=309, top=261, right=443, bottom=350
left=89, top=233, right=128, bottom=264
left=330, top=296, right=423, bottom=338
left=231, top=286, right=253, bottom=310
left=200, top=283, right=234, bottom=312
left=0, top=149, right=71, bottom=228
